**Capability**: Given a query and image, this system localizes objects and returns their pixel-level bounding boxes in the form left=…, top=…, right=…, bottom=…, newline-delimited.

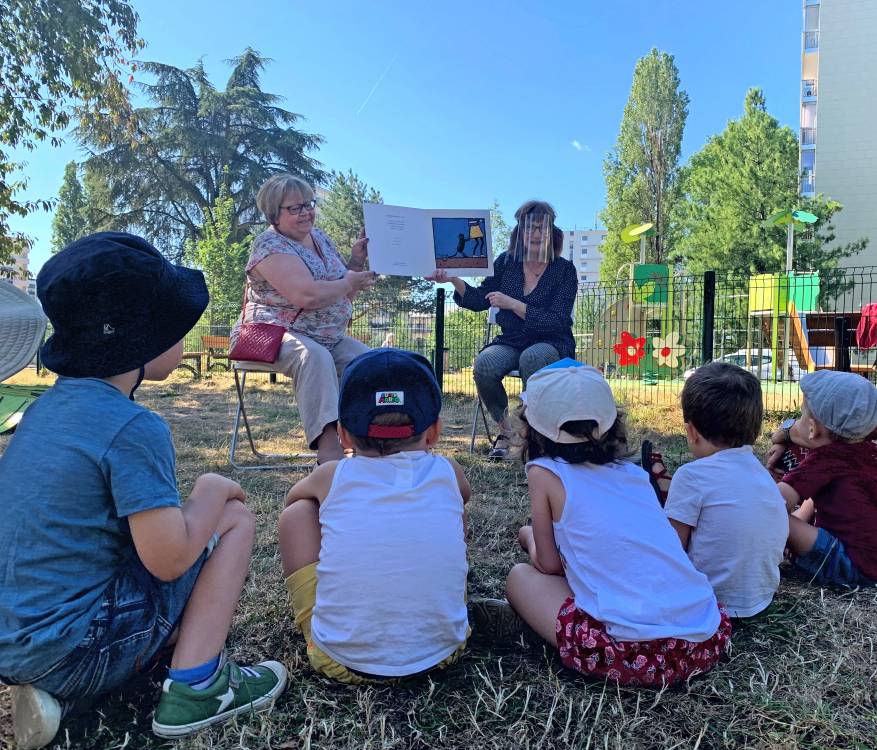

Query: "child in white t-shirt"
left=277, top=349, right=470, bottom=683
left=498, top=359, right=731, bottom=686
left=656, top=362, right=787, bottom=618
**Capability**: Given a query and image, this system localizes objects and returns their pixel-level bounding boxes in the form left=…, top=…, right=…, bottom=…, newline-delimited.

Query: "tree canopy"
left=674, top=89, right=865, bottom=274
left=0, top=0, right=141, bottom=263
left=78, top=48, right=325, bottom=259
left=600, top=49, right=688, bottom=279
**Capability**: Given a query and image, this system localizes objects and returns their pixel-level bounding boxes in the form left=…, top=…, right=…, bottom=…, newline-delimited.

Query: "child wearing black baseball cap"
left=0, top=233, right=286, bottom=748
left=278, top=348, right=471, bottom=682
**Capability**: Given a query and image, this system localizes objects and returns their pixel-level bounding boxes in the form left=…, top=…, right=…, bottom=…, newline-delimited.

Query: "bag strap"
left=241, top=278, right=306, bottom=327
left=239, top=280, right=251, bottom=322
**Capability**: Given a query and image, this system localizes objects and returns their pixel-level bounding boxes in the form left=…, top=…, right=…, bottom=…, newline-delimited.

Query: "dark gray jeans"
left=473, top=343, right=561, bottom=424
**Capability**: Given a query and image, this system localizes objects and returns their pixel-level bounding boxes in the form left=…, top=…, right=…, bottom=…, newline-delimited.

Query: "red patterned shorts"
left=555, top=598, right=732, bottom=686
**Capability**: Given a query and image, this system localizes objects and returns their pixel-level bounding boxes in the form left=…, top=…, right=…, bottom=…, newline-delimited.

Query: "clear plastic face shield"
left=515, top=213, right=553, bottom=263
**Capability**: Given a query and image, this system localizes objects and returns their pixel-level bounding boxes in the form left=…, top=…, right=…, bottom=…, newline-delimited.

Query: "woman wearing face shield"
left=429, top=201, right=578, bottom=459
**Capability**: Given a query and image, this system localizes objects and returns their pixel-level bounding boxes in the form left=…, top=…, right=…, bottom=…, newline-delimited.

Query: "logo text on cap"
left=376, top=391, right=403, bottom=406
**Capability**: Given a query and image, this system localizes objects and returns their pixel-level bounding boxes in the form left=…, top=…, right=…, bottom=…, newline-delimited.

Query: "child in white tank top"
left=502, top=359, right=731, bottom=686
left=278, top=349, right=471, bottom=683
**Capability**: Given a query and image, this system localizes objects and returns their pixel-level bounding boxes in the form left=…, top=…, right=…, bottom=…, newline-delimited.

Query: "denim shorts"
left=1, top=537, right=215, bottom=700
left=795, top=527, right=876, bottom=587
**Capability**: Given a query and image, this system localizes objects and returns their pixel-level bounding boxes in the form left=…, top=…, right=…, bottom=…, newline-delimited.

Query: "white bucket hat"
left=0, top=281, right=47, bottom=382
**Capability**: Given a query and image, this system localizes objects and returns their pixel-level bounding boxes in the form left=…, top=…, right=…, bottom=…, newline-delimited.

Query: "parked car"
left=719, top=349, right=802, bottom=382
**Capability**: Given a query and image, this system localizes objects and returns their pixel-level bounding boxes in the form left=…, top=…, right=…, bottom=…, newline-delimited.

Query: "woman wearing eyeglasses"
left=429, top=200, right=578, bottom=459
left=231, top=173, right=377, bottom=463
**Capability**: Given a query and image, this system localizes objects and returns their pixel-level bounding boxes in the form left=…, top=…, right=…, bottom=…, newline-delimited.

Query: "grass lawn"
left=1, top=370, right=875, bottom=749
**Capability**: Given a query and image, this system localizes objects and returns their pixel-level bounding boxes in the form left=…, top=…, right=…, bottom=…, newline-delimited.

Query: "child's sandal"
left=640, top=440, right=671, bottom=506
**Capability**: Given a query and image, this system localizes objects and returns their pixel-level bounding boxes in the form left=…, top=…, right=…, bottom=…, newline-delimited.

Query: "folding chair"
left=230, top=360, right=316, bottom=471
left=469, top=307, right=521, bottom=453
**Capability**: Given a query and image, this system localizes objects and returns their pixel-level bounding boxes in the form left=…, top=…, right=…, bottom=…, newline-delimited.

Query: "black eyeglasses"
left=280, top=199, right=317, bottom=216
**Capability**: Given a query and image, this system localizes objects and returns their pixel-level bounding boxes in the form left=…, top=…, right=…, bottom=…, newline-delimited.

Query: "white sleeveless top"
left=311, top=451, right=469, bottom=676
left=528, top=457, right=720, bottom=643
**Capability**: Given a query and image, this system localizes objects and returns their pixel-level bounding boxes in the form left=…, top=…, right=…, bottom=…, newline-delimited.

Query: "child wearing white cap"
left=497, top=359, right=731, bottom=686
left=777, top=370, right=877, bottom=587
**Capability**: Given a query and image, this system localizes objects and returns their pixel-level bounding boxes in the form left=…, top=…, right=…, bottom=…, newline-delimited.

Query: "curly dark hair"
left=514, top=405, right=632, bottom=465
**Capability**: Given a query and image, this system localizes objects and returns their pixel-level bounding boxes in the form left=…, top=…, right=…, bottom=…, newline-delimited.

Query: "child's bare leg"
left=506, top=563, right=573, bottom=647
left=517, top=525, right=533, bottom=552
left=792, top=497, right=815, bottom=522
left=171, top=500, right=255, bottom=670
left=787, top=515, right=820, bottom=558
left=278, top=499, right=320, bottom=577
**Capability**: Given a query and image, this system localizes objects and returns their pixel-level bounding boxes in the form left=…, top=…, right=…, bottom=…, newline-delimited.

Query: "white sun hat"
left=521, top=359, right=618, bottom=442
left=0, top=281, right=47, bottom=382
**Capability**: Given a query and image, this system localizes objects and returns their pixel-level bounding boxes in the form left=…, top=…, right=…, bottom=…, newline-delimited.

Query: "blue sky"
left=10, top=0, right=802, bottom=274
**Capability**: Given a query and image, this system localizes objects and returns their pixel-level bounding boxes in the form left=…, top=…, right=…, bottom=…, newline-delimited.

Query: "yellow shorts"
left=286, top=562, right=468, bottom=685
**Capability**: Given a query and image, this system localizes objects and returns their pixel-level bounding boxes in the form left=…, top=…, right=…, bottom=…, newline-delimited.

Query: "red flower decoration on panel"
left=613, top=331, right=646, bottom=366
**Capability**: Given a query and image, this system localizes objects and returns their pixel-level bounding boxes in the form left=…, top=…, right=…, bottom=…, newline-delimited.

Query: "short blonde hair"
left=256, top=174, right=314, bottom=225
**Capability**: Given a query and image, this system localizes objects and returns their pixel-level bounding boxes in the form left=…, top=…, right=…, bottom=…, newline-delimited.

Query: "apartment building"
left=564, top=228, right=606, bottom=283
left=799, top=0, right=877, bottom=266
left=0, top=246, right=32, bottom=295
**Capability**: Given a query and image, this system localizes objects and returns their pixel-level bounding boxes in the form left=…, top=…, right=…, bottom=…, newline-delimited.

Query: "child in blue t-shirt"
left=0, top=233, right=286, bottom=749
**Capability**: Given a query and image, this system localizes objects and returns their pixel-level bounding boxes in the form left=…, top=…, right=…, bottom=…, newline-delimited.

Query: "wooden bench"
left=201, top=335, right=231, bottom=373
left=177, top=351, right=202, bottom=378
left=173, top=336, right=231, bottom=378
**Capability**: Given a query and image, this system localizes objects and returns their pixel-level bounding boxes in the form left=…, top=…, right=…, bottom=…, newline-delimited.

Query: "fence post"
left=434, top=287, right=445, bottom=391
left=834, top=317, right=851, bottom=372
left=701, top=271, right=715, bottom=364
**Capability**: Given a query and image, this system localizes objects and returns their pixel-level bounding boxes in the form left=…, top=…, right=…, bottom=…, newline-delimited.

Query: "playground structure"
left=581, top=263, right=691, bottom=381
left=578, top=264, right=876, bottom=383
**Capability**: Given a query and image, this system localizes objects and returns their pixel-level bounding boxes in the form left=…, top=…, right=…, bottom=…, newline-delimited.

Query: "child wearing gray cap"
left=777, top=370, right=877, bottom=587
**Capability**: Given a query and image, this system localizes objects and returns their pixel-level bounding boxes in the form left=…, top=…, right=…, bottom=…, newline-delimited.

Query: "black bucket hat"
left=37, top=232, right=209, bottom=378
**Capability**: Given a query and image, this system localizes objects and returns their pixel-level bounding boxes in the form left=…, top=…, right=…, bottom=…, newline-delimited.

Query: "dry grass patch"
left=1, top=374, right=875, bottom=749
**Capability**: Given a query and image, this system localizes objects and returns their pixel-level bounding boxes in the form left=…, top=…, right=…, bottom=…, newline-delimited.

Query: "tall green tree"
left=78, top=49, right=325, bottom=260
left=600, top=49, right=689, bottom=279
left=316, top=170, right=433, bottom=312
left=675, top=88, right=866, bottom=274
left=51, top=162, right=90, bottom=252
left=0, top=0, right=141, bottom=263
left=187, top=182, right=250, bottom=315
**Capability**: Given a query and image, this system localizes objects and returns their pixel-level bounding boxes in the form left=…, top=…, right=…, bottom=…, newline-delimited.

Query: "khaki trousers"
left=274, top=332, right=370, bottom=447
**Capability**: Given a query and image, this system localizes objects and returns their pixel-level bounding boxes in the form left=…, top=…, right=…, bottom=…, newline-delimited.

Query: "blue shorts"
left=795, top=527, right=876, bottom=588
left=1, top=535, right=216, bottom=700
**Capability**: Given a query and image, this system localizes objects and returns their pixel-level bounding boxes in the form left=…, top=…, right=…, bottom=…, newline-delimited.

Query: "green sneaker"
left=152, top=659, right=287, bottom=739
left=11, top=684, right=62, bottom=749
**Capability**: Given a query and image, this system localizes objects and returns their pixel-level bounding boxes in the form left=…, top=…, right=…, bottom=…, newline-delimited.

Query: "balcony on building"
left=803, top=30, right=819, bottom=50
left=800, top=170, right=815, bottom=196
left=802, top=78, right=817, bottom=100
left=801, top=127, right=817, bottom=148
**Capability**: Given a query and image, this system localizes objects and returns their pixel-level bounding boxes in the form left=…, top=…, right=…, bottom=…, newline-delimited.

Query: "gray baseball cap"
left=800, top=370, right=877, bottom=440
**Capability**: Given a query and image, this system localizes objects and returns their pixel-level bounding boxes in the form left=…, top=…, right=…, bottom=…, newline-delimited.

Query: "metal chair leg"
left=469, top=395, right=481, bottom=453
left=469, top=396, right=494, bottom=454
left=230, top=368, right=316, bottom=471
